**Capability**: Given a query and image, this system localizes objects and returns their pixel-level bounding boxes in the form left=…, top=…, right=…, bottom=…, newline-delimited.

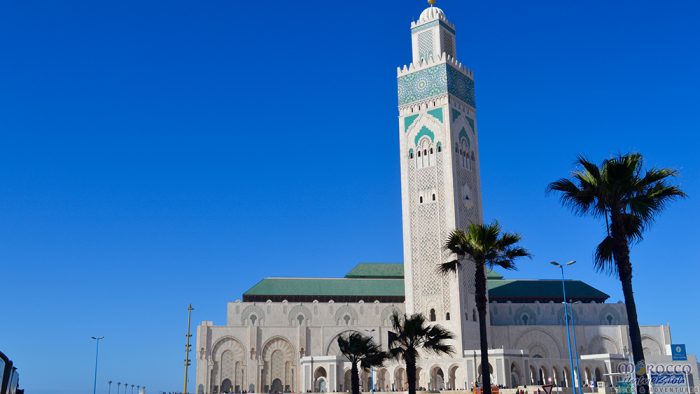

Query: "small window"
left=430, top=148, right=433, bottom=154
left=437, top=146, right=442, bottom=152
left=429, top=308, right=436, bottom=322
left=423, top=149, right=427, bottom=156
left=418, top=151, right=422, bottom=157
left=432, top=194, right=436, bottom=201
left=343, top=315, right=351, bottom=325
left=297, top=315, right=305, bottom=326
left=419, top=196, right=423, bottom=203
left=409, top=151, right=414, bottom=159
left=250, top=315, right=257, bottom=325
left=446, top=313, right=451, bottom=321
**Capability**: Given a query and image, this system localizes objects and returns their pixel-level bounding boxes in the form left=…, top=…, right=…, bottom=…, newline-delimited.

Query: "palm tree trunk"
left=406, top=355, right=417, bottom=394
left=475, top=264, right=491, bottom=394
left=351, top=362, right=361, bottom=394
left=611, top=212, right=649, bottom=394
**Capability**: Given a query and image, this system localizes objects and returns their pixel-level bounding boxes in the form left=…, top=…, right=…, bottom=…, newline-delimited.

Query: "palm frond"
left=594, top=235, right=616, bottom=275
left=438, top=260, right=460, bottom=275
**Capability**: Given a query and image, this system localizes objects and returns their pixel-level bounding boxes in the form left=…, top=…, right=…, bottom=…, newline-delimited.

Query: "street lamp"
left=91, top=336, right=105, bottom=394
left=364, top=329, right=377, bottom=394
left=569, top=302, right=584, bottom=393
left=550, top=261, right=577, bottom=394
left=109, top=381, right=113, bottom=394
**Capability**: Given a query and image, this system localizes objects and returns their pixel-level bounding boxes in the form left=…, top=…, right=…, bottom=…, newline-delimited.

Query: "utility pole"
left=184, top=304, right=194, bottom=394
left=92, top=336, right=105, bottom=394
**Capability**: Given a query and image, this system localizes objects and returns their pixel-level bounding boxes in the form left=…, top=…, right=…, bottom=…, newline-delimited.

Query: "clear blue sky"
left=1, top=0, right=698, bottom=393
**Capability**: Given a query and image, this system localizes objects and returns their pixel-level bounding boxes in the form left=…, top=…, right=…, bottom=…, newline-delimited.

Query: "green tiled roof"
left=345, top=263, right=404, bottom=278
left=241, top=263, right=608, bottom=303
left=344, top=263, right=504, bottom=280
left=488, top=279, right=609, bottom=302
left=243, top=277, right=404, bottom=302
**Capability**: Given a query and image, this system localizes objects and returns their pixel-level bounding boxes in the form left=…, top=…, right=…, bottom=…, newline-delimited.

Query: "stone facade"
left=195, top=5, right=692, bottom=394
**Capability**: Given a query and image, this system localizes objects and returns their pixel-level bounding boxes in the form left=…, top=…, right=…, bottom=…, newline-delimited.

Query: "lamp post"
left=364, top=329, right=377, bottom=394
left=109, top=381, right=113, bottom=394
left=550, top=261, right=577, bottom=394
left=118, top=382, right=121, bottom=394
left=569, top=302, right=583, bottom=393
left=92, top=336, right=105, bottom=394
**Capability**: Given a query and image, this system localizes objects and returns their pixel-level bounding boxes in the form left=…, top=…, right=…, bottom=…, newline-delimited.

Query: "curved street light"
left=550, top=261, right=577, bottom=394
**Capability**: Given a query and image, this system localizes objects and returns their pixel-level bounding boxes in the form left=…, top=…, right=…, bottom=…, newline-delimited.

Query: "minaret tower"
left=397, top=2, right=484, bottom=353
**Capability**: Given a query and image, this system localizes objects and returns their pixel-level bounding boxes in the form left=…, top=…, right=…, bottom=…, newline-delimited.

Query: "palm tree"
left=388, top=311, right=455, bottom=394
left=441, top=221, right=530, bottom=393
left=548, top=153, right=685, bottom=394
left=337, top=332, right=389, bottom=394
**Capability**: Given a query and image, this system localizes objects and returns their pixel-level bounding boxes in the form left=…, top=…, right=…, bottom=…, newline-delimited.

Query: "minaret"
left=397, top=2, right=484, bottom=353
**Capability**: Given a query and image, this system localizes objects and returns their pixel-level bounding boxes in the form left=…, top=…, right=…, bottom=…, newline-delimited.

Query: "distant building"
left=195, top=4, right=695, bottom=394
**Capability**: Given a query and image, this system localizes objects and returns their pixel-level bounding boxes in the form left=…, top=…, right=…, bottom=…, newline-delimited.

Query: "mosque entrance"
left=271, top=378, right=283, bottom=393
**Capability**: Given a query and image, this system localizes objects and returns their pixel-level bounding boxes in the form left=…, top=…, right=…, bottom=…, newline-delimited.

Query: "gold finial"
left=428, top=0, right=436, bottom=6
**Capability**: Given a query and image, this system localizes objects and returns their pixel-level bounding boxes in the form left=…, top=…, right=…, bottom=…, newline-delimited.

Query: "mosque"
left=195, top=4, right=695, bottom=394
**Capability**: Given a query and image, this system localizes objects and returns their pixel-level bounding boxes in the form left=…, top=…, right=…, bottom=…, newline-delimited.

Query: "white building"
left=195, top=5, right=695, bottom=394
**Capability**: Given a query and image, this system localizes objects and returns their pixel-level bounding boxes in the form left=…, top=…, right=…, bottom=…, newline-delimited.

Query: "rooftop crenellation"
left=397, top=51, right=473, bottom=78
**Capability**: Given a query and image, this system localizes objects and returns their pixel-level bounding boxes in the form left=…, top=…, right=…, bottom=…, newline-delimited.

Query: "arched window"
left=521, top=314, right=529, bottom=325
left=250, top=315, right=257, bottom=326
left=343, top=315, right=351, bottom=325
left=418, top=151, right=422, bottom=157
left=297, top=315, right=305, bottom=326
left=419, top=196, right=423, bottom=203
left=445, top=313, right=451, bottom=320
left=432, top=193, right=436, bottom=201
left=429, top=308, right=437, bottom=322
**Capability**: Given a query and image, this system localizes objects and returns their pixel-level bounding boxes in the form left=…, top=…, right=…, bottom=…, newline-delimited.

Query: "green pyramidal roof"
left=242, top=263, right=606, bottom=303
left=488, top=279, right=609, bottom=303
left=345, top=263, right=404, bottom=278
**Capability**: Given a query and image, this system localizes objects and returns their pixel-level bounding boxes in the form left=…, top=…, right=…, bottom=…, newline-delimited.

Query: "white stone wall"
left=489, top=301, right=628, bottom=327
left=195, top=300, right=676, bottom=394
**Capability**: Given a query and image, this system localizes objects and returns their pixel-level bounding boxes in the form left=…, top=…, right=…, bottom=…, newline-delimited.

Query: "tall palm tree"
left=337, top=332, right=389, bottom=394
left=548, top=153, right=685, bottom=394
left=388, top=311, right=455, bottom=394
left=441, top=221, right=530, bottom=393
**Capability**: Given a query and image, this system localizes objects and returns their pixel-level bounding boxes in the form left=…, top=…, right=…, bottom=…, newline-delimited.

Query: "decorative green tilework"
left=404, top=114, right=420, bottom=132
left=414, top=126, right=435, bottom=145
left=398, top=64, right=475, bottom=107
left=398, top=64, right=447, bottom=106
left=411, top=20, right=456, bottom=35
left=427, top=108, right=443, bottom=123
left=446, top=66, right=476, bottom=107
left=452, top=109, right=461, bottom=122
left=465, top=116, right=476, bottom=133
